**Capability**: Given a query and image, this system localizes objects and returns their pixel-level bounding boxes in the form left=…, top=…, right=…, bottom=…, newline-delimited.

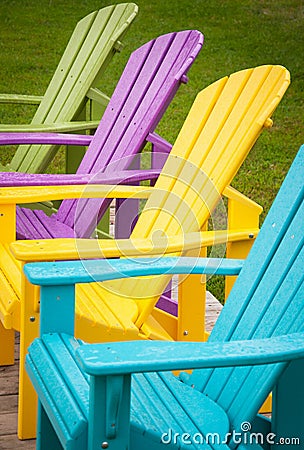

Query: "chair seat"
left=131, top=372, right=230, bottom=449
left=0, top=236, right=144, bottom=340
left=75, top=283, right=140, bottom=341
left=26, top=333, right=230, bottom=450
left=75, top=277, right=175, bottom=342
left=17, top=207, right=75, bottom=239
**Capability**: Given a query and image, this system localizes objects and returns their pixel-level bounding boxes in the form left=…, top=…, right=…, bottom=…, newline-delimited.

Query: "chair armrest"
left=0, top=168, right=161, bottom=187
left=76, top=333, right=304, bottom=376
left=147, top=132, right=172, bottom=154
left=0, top=120, right=100, bottom=133
left=0, top=183, right=152, bottom=205
left=0, top=132, right=93, bottom=147
left=23, top=256, right=244, bottom=285
left=0, top=93, right=43, bottom=105
left=13, top=227, right=257, bottom=261
left=86, top=87, right=110, bottom=108
left=224, top=185, right=263, bottom=214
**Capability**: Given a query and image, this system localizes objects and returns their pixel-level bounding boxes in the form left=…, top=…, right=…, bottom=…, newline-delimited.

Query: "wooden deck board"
left=0, top=296, right=222, bottom=448
left=0, top=335, right=36, bottom=449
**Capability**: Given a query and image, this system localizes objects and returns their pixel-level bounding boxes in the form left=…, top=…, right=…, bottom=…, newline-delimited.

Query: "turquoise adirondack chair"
left=0, top=3, right=138, bottom=174
left=24, top=145, right=304, bottom=449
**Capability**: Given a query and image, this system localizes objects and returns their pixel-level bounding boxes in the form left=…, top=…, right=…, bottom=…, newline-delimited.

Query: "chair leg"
left=18, top=277, right=39, bottom=439
left=18, top=341, right=38, bottom=439
left=272, top=359, right=304, bottom=448
left=177, top=245, right=208, bottom=342
left=177, top=270, right=207, bottom=341
left=0, top=321, right=15, bottom=365
left=115, top=155, right=141, bottom=239
left=225, top=192, right=261, bottom=298
left=37, top=403, right=63, bottom=450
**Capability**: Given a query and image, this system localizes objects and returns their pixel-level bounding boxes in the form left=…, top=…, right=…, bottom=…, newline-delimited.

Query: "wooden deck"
left=0, top=334, right=35, bottom=449
left=0, top=293, right=222, bottom=449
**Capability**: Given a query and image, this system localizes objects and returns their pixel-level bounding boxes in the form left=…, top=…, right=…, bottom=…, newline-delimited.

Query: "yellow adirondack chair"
left=0, top=65, right=289, bottom=438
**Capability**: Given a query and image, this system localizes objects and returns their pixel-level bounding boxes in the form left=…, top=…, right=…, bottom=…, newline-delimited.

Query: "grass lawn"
left=0, top=0, right=303, bottom=300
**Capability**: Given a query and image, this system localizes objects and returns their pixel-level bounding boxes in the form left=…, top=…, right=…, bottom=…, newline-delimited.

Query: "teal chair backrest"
left=185, top=146, right=304, bottom=431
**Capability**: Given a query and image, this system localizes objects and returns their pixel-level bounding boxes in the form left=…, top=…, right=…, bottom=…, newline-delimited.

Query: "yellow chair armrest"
left=10, top=228, right=259, bottom=262
left=0, top=184, right=153, bottom=204
left=223, top=185, right=263, bottom=214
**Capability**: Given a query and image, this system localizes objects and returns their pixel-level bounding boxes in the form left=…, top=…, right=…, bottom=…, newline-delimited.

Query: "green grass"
left=0, top=0, right=303, bottom=300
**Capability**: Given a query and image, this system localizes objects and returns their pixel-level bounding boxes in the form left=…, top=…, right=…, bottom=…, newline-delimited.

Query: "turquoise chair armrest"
left=24, top=256, right=244, bottom=285
left=76, top=333, right=304, bottom=376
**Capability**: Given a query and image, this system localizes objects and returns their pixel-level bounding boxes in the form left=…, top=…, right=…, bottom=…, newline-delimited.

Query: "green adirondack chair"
left=0, top=3, right=138, bottom=174
left=24, top=145, right=304, bottom=449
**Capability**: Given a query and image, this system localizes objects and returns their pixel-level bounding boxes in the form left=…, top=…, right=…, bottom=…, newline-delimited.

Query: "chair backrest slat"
left=134, top=66, right=290, bottom=239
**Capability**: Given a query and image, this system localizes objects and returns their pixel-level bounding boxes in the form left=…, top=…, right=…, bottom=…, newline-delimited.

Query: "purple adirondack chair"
left=0, top=30, right=203, bottom=242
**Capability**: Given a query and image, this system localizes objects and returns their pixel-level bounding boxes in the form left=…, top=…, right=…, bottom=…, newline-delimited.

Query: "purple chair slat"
left=69, top=40, right=156, bottom=174
left=16, top=208, right=53, bottom=240
left=56, top=34, right=180, bottom=227
left=156, top=295, right=178, bottom=317
left=113, top=31, right=200, bottom=165
left=16, top=209, right=38, bottom=240
left=17, top=208, right=75, bottom=240
left=34, top=210, right=75, bottom=238
left=92, top=34, right=177, bottom=167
